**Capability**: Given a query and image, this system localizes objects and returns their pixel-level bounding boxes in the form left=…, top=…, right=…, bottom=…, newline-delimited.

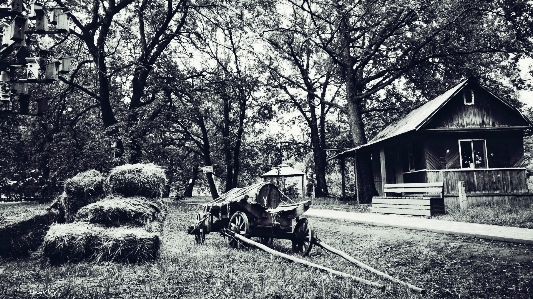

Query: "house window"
left=463, top=89, right=474, bottom=105
left=459, top=139, right=487, bottom=168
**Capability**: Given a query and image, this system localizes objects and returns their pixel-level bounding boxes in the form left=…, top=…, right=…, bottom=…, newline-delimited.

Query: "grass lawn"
left=0, top=199, right=531, bottom=298
left=312, top=196, right=533, bottom=229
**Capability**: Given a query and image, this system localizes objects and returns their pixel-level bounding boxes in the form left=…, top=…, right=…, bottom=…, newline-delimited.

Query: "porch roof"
left=261, top=164, right=305, bottom=178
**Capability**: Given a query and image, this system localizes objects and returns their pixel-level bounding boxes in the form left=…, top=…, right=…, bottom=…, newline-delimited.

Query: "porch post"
left=340, top=156, right=346, bottom=199
left=380, top=147, right=386, bottom=195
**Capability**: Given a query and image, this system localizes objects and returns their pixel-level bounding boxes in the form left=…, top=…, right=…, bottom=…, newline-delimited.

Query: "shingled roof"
left=369, top=79, right=469, bottom=146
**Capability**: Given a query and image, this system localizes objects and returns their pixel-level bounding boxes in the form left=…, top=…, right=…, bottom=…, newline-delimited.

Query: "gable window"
left=463, top=89, right=474, bottom=105
left=459, top=139, right=487, bottom=168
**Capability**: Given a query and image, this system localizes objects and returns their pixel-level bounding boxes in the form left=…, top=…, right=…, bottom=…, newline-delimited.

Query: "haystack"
left=107, top=163, right=166, bottom=199
left=0, top=209, right=60, bottom=257
left=43, top=222, right=160, bottom=265
left=62, top=170, right=106, bottom=222
left=75, top=196, right=166, bottom=232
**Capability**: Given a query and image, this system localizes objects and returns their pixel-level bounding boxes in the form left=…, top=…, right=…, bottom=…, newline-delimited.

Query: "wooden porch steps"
left=371, top=183, right=445, bottom=216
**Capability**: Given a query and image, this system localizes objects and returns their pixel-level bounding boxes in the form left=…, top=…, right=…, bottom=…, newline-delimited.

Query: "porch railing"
left=403, top=168, right=528, bottom=195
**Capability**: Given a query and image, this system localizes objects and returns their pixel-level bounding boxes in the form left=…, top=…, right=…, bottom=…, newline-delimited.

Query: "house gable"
left=422, top=83, right=531, bottom=130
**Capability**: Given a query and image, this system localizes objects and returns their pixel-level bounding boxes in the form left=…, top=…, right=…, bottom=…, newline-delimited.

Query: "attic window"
left=463, top=89, right=474, bottom=105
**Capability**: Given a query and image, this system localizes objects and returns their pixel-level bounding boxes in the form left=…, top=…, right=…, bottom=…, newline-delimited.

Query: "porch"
left=403, top=168, right=529, bottom=196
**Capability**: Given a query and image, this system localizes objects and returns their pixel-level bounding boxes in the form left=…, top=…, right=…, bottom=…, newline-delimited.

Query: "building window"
left=459, top=139, right=487, bottom=168
left=463, top=89, right=474, bottom=105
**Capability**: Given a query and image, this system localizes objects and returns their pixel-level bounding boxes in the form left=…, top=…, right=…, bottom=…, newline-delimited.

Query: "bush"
left=107, top=163, right=167, bottom=199
left=62, top=170, right=106, bottom=222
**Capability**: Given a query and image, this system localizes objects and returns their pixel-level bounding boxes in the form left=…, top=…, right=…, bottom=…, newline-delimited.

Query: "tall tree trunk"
left=345, top=80, right=375, bottom=203
left=308, top=93, right=329, bottom=197
left=340, top=15, right=374, bottom=203
left=199, top=115, right=220, bottom=199
left=183, top=164, right=198, bottom=197
left=222, top=88, right=234, bottom=192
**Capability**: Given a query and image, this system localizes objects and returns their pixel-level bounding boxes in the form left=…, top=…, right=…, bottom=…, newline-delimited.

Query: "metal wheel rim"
left=194, top=229, right=205, bottom=244
left=293, top=218, right=314, bottom=256
left=228, top=211, right=249, bottom=248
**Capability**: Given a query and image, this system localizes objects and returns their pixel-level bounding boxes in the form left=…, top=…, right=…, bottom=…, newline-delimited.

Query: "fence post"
left=458, top=181, right=468, bottom=210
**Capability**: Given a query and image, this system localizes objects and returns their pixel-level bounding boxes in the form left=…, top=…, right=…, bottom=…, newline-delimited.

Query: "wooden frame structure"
left=334, top=77, right=533, bottom=205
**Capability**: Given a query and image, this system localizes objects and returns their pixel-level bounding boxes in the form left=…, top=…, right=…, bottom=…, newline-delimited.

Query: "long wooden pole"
left=315, top=239, right=425, bottom=294
left=225, top=230, right=384, bottom=291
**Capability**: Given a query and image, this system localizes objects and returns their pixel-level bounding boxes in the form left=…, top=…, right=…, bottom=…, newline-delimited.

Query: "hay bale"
left=63, top=170, right=106, bottom=222
left=43, top=223, right=160, bottom=265
left=107, top=163, right=167, bottom=199
left=0, top=209, right=60, bottom=257
left=75, top=196, right=166, bottom=232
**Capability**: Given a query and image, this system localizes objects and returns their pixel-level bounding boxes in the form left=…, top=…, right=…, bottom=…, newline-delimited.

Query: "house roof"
left=261, top=164, right=305, bottom=177
left=332, top=77, right=532, bottom=160
left=369, top=79, right=469, bottom=146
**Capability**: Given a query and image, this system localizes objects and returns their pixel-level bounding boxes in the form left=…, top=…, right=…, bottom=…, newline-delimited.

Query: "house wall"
left=424, top=85, right=530, bottom=129
left=422, top=132, right=524, bottom=170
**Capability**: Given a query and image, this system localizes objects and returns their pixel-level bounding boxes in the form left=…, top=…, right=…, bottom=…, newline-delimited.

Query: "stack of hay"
left=0, top=169, right=105, bottom=258
left=43, top=163, right=167, bottom=264
left=0, top=209, right=60, bottom=257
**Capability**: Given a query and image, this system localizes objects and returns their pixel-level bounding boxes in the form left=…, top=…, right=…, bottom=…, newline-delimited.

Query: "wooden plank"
left=371, top=207, right=432, bottom=216
left=384, top=187, right=443, bottom=194
left=372, top=198, right=432, bottom=205
left=383, top=182, right=443, bottom=188
left=372, top=203, right=431, bottom=210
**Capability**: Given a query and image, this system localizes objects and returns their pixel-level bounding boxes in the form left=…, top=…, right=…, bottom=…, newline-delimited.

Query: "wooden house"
left=336, top=77, right=532, bottom=204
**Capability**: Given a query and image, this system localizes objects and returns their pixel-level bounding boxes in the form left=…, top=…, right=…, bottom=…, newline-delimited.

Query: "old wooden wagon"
left=187, top=182, right=314, bottom=255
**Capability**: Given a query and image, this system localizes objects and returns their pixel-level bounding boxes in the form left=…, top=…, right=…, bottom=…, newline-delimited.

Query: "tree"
left=287, top=0, right=533, bottom=202
left=262, top=14, right=343, bottom=197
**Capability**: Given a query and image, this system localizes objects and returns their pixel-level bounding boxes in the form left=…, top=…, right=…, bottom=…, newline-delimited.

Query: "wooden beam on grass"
left=315, top=238, right=425, bottom=294
left=226, top=230, right=385, bottom=291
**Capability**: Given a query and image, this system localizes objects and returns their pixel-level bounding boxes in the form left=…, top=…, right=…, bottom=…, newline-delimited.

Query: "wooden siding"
left=404, top=168, right=528, bottom=195
left=423, top=133, right=523, bottom=170
left=424, top=85, right=530, bottom=129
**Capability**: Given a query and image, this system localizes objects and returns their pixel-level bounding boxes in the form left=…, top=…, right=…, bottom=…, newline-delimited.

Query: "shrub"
left=107, top=163, right=167, bottom=199
left=62, top=170, right=106, bottom=222
left=75, top=196, right=166, bottom=232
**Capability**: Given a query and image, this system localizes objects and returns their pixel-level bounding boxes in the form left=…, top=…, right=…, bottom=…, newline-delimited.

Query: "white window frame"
left=458, top=139, right=488, bottom=169
left=463, top=89, right=474, bottom=105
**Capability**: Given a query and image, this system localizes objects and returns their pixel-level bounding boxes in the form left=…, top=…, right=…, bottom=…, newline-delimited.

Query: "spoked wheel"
left=194, top=229, right=205, bottom=244
left=228, top=211, right=250, bottom=249
left=194, top=213, right=207, bottom=244
left=292, top=218, right=314, bottom=256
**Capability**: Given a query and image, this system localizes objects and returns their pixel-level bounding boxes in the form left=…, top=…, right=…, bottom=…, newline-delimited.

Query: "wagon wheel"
left=228, top=211, right=250, bottom=249
left=292, top=218, right=314, bottom=256
left=194, top=228, right=205, bottom=244
left=194, top=213, right=206, bottom=244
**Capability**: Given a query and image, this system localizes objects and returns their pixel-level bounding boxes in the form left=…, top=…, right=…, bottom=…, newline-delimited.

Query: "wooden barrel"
left=213, top=183, right=282, bottom=210
left=253, top=183, right=281, bottom=209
